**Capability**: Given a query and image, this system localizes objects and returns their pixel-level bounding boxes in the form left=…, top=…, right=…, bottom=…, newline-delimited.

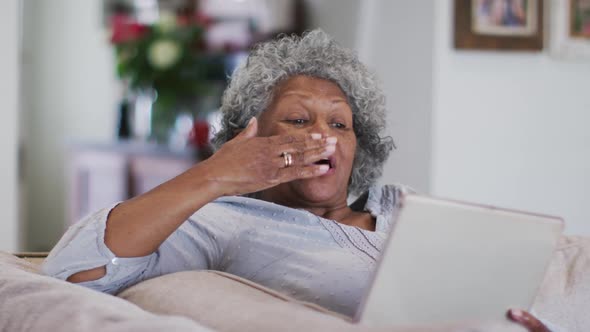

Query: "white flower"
left=148, top=39, right=181, bottom=70
left=157, top=11, right=177, bottom=33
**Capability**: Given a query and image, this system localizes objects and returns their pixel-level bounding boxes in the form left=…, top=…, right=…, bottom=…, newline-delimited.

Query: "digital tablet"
left=356, top=194, right=563, bottom=327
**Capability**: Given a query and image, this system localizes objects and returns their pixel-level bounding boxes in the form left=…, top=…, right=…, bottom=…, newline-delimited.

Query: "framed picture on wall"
left=549, top=0, right=590, bottom=60
left=454, top=0, right=544, bottom=51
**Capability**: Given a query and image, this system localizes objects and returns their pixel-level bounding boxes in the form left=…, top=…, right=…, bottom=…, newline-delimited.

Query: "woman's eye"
left=331, top=122, right=347, bottom=129
left=287, top=119, right=308, bottom=125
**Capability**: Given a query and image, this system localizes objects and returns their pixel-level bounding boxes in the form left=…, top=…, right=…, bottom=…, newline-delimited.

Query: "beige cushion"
left=532, top=235, right=590, bottom=331
left=118, top=270, right=525, bottom=332
left=1, top=250, right=41, bottom=273
left=0, top=251, right=210, bottom=332
left=13, top=251, right=50, bottom=266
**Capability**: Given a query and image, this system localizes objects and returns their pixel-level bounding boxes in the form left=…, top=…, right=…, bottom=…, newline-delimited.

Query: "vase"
left=151, top=97, right=198, bottom=145
left=150, top=105, right=177, bottom=145
left=130, top=88, right=184, bottom=145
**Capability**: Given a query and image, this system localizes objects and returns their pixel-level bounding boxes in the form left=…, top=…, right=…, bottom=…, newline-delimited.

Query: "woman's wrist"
left=179, top=160, right=231, bottom=202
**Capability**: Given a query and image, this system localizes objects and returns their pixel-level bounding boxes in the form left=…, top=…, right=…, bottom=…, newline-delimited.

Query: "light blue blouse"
left=41, top=184, right=566, bottom=330
left=42, top=185, right=405, bottom=317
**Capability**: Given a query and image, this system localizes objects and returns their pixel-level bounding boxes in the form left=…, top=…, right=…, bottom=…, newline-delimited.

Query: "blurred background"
left=1, top=0, right=589, bottom=252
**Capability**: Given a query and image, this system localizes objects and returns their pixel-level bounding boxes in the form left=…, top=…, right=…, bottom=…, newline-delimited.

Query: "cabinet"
left=67, top=141, right=199, bottom=226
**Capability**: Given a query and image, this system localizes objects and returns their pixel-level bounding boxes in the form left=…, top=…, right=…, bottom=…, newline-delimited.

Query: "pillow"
left=0, top=251, right=210, bottom=332
left=0, top=250, right=40, bottom=273
left=118, top=270, right=525, bottom=332
left=532, top=235, right=590, bottom=331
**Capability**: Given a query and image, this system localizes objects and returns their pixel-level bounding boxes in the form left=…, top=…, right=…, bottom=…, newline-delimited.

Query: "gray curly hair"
left=212, top=29, right=394, bottom=195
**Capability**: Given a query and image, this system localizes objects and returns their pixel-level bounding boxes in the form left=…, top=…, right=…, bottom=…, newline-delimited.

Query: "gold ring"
left=281, top=152, right=293, bottom=168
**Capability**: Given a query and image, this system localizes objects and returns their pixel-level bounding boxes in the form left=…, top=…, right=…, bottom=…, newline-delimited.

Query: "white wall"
left=431, top=1, right=590, bottom=235
left=0, top=0, right=21, bottom=251
left=366, top=1, right=435, bottom=193
left=22, top=0, right=117, bottom=250
left=303, top=0, right=361, bottom=50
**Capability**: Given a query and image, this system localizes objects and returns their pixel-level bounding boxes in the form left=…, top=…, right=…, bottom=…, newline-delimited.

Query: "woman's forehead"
left=273, top=75, right=348, bottom=102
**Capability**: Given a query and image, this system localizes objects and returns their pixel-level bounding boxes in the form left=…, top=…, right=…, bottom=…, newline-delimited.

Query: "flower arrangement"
left=109, top=11, right=225, bottom=142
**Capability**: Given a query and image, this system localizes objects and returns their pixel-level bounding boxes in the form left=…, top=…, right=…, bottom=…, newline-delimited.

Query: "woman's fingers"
left=268, top=132, right=321, bottom=145
left=273, top=144, right=336, bottom=169
left=268, top=133, right=336, bottom=152
left=274, top=135, right=337, bottom=166
left=507, top=309, right=550, bottom=332
left=279, top=136, right=337, bottom=156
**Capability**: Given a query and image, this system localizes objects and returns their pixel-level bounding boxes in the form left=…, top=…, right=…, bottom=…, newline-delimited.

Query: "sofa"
left=1, top=235, right=589, bottom=332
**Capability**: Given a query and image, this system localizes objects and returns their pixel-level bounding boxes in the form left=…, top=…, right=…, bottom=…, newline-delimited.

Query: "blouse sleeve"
left=41, top=202, right=239, bottom=295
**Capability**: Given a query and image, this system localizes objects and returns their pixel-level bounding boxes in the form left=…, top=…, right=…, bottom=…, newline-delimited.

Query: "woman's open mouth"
left=313, top=156, right=336, bottom=175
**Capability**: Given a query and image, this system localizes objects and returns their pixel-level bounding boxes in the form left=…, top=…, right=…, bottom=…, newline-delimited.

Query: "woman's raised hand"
left=201, top=117, right=336, bottom=197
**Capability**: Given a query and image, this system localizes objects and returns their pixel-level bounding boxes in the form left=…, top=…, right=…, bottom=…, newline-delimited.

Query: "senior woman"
left=43, top=30, right=552, bottom=332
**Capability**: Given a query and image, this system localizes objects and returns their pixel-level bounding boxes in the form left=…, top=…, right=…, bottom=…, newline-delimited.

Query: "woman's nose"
left=308, top=119, right=331, bottom=135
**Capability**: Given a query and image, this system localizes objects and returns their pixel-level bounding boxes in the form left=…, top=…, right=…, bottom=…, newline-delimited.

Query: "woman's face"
left=257, top=75, right=357, bottom=206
